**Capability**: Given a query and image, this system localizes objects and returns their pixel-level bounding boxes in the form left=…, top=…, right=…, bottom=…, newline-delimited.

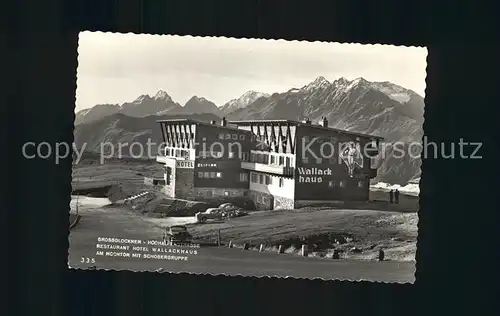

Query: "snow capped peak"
left=191, top=96, right=208, bottom=102
left=353, top=77, right=368, bottom=85
left=332, top=77, right=350, bottom=87
left=221, top=90, right=270, bottom=112
left=154, top=89, right=171, bottom=101
left=133, top=94, right=150, bottom=103
left=302, top=76, right=331, bottom=91
left=370, top=81, right=412, bottom=103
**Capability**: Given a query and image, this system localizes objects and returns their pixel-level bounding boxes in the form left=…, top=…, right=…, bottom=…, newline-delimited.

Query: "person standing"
left=389, top=190, right=394, bottom=204
left=394, top=189, right=400, bottom=204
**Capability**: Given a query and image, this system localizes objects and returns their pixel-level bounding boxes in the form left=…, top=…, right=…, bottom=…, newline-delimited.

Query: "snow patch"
left=370, top=181, right=420, bottom=196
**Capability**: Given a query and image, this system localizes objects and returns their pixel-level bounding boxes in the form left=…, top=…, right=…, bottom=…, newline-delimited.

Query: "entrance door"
left=269, top=195, right=274, bottom=210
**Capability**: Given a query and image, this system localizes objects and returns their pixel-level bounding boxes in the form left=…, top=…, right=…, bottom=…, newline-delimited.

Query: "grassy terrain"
left=182, top=208, right=417, bottom=261
left=72, top=159, right=163, bottom=201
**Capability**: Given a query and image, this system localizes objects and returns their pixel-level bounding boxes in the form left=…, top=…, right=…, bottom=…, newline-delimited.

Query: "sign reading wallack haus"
left=297, top=167, right=332, bottom=183
left=176, top=160, right=194, bottom=169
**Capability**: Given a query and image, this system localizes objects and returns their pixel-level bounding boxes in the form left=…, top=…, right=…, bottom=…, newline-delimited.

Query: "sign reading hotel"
left=176, top=160, right=194, bottom=169
left=297, top=167, right=332, bottom=183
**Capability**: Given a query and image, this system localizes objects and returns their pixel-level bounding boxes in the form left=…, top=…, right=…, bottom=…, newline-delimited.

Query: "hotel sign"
left=297, top=167, right=332, bottom=183
left=176, top=160, right=194, bottom=169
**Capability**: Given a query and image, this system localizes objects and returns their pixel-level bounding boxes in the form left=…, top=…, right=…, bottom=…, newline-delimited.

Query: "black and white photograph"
left=65, top=32, right=426, bottom=283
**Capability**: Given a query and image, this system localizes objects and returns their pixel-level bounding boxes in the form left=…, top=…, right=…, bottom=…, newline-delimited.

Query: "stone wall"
left=248, top=190, right=273, bottom=210
left=248, top=190, right=295, bottom=210
left=272, top=195, right=295, bottom=210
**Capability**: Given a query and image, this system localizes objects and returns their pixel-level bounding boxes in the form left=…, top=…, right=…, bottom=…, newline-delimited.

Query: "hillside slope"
left=74, top=113, right=221, bottom=155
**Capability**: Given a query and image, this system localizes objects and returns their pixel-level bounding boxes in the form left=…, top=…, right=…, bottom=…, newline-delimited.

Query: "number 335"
left=81, top=257, right=96, bottom=264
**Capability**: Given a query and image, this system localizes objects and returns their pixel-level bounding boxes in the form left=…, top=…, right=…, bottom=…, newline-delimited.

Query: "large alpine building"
left=156, top=117, right=383, bottom=210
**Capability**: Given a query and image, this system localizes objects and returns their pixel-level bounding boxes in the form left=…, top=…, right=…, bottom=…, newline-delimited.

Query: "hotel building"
left=156, top=117, right=383, bottom=210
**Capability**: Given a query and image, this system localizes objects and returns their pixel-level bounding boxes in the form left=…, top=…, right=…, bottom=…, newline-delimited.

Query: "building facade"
left=156, top=117, right=383, bottom=210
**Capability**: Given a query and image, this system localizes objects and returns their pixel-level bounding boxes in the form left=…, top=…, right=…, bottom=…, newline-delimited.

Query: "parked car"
left=195, top=208, right=224, bottom=223
left=163, top=225, right=193, bottom=245
left=218, top=203, right=247, bottom=218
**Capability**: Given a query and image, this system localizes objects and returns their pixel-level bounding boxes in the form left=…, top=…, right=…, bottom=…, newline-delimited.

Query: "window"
left=302, top=157, right=309, bottom=163
left=166, top=167, right=172, bottom=185
left=210, top=172, right=216, bottom=178
left=279, top=156, right=284, bottom=165
left=265, top=175, right=271, bottom=185
left=270, top=155, right=276, bottom=164
left=262, top=196, right=268, bottom=204
left=198, top=191, right=205, bottom=196
left=339, top=180, right=346, bottom=188
left=358, top=181, right=364, bottom=188
left=224, top=191, right=230, bottom=196
left=251, top=172, right=258, bottom=183
left=316, top=158, right=322, bottom=164
left=218, top=133, right=224, bottom=140
left=198, top=172, right=204, bottom=178
left=239, top=135, right=245, bottom=140
left=328, top=180, right=335, bottom=188
left=259, top=174, right=264, bottom=184
left=279, top=178, right=284, bottom=187
left=229, top=151, right=236, bottom=159
left=239, top=173, right=248, bottom=182
left=232, top=134, right=238, bottom=140
left=225, top=134, right=231, bottom=140
left=204, top=172, right=210, bottom=178
left=216, top=172, right=222, bottom=178
left=242, top=152, right=249, bottom=161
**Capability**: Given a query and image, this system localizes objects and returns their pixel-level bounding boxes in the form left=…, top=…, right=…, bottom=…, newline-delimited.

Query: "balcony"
left=241, top=161, right=294, bottom=176
left=156, top=155, right=170, bottom=164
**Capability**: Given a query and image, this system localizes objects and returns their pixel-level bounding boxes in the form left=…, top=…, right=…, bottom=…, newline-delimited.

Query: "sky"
left=76, top=31, right=427, bottom=112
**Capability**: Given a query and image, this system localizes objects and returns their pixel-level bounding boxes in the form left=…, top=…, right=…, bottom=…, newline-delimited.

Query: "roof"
left=156, top=118, right=248, bottom=133
left=228, top=119, right=384, bottom=140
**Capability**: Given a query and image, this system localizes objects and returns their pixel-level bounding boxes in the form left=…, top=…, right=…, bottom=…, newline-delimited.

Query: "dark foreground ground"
left=69, top=204, right=415, bottom=283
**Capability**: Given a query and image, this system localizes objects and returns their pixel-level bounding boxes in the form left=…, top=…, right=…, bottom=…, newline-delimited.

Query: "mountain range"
left=74, top=76, right=425, bottom=185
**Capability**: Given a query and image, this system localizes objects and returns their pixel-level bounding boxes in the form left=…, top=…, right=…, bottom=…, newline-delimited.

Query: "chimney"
left=221, top=117, right=227, bottom=127
left=210, top=120, right=216, bottom=125
left=321, top=117, right=328, bottom=127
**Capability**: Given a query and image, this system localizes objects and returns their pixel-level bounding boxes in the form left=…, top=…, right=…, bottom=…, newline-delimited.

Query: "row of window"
left=327, top=180, right=365, bottom=188
left=250, top=172, right=285, bottom=187
left=198, top=172, right=222, bottom=179
left=250, top=152, right=294, bottom=167
left=196, top=172, right=249, bottom=182
left=218, top=133, right=247, bottom=141
left=197, top=151, right=250, bottom=160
